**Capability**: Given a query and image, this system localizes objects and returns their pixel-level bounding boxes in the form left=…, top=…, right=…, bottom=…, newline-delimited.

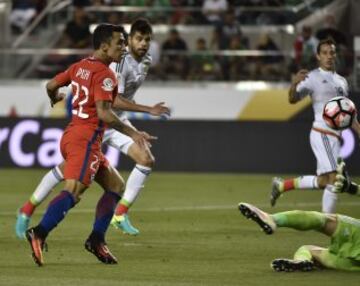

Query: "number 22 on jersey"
left=71, top=80, right=89, bottom=119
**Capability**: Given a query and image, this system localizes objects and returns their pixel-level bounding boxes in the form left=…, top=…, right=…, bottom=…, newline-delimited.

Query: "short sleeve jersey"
left=109, top=51, right=152, bottom=118
left=54, top=57, right=117, bottom=131
left=295, top=68, right=349, bottom=133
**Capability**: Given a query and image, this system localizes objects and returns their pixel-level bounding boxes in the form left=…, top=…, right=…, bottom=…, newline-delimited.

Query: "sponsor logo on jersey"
left=102, top=78, right=114, bottom=91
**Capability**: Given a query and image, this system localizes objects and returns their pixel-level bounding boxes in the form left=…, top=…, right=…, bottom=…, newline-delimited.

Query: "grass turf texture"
left=1, top=169, right=360, bottom=286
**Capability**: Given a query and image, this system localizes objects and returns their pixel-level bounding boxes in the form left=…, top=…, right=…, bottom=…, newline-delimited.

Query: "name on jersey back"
left=76, top=68, right=91, bottom=80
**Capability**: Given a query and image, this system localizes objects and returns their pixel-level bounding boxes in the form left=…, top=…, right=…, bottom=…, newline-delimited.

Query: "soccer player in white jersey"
left=15, top=18, right=170, bottom=238
left=270, top=38, right=353, bottom=213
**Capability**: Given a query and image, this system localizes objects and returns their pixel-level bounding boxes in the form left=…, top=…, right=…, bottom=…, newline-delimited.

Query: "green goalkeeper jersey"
left=329, top=215, right=360, bottom=261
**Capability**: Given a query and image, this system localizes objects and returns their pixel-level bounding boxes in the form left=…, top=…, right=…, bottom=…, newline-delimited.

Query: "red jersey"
left=54, top=57, right=117, bottom=133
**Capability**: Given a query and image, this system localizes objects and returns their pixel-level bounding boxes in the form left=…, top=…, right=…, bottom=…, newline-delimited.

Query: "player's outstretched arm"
left=113, top=95, right=171, bottom=117
left=46, top=79, right=66, bottom=107
left=96, top=100, right=157, bottom=148
left=288, top=69, right=308, bottom=104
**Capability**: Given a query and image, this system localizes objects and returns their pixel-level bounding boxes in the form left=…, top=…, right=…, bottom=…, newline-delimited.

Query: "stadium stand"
left=0, top=0, right=356, bottom=83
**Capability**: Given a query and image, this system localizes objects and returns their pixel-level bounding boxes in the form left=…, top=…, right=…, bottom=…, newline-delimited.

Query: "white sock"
left=31, top=166, right=63, bottom=205
left=122, top=164, right=152, bottom=206
left=322, top=185, right=337, bottom=213
left=296, top=175, right=318, bottom=189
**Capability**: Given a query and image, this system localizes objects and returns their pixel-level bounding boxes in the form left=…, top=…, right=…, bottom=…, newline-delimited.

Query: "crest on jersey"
left=102, top=78, right=114, bottom=91
left=336, top=87, right=344, bottom=97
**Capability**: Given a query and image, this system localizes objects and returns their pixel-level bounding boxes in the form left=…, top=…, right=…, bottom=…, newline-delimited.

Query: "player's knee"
left=297, top=245, right=312, bottom=252
left=298, top=245, right=322, bottom=256
left=63, top=180, right=86, bottom=202
left=327, top=173, right=337, bottom=184
left=111, top=176, right=125, bottom=194
left=136, top=153, right=155, bottom=168
left=323, top=214, right=337, bottom=235
left=317, top=175, right=329, bottom=188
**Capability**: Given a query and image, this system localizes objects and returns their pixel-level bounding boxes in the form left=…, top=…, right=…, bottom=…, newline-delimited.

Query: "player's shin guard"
left=38, top=190, right=75, bottom=234
left=272, top=210, right=326, bottom=231
left=92, top=191, right=121, bottom=240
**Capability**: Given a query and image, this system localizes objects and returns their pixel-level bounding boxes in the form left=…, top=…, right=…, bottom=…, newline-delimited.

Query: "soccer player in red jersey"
left=25, top=24, right=155, bottom=266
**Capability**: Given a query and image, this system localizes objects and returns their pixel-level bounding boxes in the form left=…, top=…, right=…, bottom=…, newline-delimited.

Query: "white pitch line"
left=1, top=201, right=360, bottom=216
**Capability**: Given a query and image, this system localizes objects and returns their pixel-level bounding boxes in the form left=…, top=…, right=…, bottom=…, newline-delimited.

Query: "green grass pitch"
left=0, top=169, right=359, bottom=286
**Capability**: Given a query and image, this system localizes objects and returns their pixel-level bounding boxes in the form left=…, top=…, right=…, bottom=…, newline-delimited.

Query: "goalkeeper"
left=242, top=122, right=360, bottom=272
left=239, top=197, right=360, bottom=271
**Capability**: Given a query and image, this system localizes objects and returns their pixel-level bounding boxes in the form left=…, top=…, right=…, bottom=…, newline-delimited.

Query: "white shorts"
left=310, top=129, right=340, bottom=175
left=103, top=129, right=134, bottom=155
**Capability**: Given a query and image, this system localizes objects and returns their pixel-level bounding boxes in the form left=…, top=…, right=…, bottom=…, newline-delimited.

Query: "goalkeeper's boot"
left=270, top=177, right=284, bottom=207
left=26, top=228, right=47, bottom=266
left=111, top=214, right=139, bottom=235
left=271, top=258, right=315, bottom=272
left=15, top=211, right=31, bottom=239
left=238, top=202, right=276, bottom=234
left=85, top=238, right=118, bottom=265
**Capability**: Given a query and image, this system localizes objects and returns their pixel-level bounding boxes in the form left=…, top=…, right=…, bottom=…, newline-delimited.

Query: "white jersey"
left=104, top=51, right=152, bottom=155
left=295, top=67, right=349, bottom=134
left=109, top=51, right=152, bottom=118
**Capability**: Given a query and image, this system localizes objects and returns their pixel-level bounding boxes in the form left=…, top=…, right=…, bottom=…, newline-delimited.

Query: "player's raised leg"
left=238, top=202, right=348, bottom=271
left=16, top=164, right=64, bottom=239
left=111, top=141, right=154, bottom=235
left=271, top=131, right=340, bottom=213
left=86, top=163, right=125, bottom=264
left=239, top=202, right=337, bottom=235
left=270, top=175, right=318, bottom=206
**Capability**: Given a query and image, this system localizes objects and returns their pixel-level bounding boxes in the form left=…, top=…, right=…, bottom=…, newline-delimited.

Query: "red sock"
left=115, top=204, right=128, bottom=216
left=20, top=201, right=36, bottom=216
left=283, top=179, right=295, bottom=192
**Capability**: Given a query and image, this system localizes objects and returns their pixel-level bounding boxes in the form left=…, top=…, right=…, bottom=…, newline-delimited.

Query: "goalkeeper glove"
left=334, top=158, right=359, bottom=194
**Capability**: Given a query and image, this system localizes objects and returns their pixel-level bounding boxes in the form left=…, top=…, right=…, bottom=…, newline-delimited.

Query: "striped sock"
left=20, top=200, right=37, bottom=216
left=20, top=166, right=64, bottom=217
left=283, top=176, right=318, bottom=192
left=114, top=164, right=152, bottom=216
left=115, top=199, right=130, bottom=216
left=283, top=179, right=295, bottom=192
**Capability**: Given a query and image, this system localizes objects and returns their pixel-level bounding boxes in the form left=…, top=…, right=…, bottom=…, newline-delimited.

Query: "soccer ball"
left=323, top=96, right=357, bottom=130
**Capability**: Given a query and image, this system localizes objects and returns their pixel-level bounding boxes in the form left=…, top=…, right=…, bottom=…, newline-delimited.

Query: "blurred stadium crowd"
left=8, top=0, right=352, bottom=81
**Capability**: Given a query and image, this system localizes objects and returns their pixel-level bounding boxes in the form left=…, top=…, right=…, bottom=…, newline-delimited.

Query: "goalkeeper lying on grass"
left=238, top=162, right=360, bottom=272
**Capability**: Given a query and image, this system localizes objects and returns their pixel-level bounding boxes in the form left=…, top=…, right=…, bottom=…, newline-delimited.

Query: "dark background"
left=0, top=117, right=359, bottom=175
